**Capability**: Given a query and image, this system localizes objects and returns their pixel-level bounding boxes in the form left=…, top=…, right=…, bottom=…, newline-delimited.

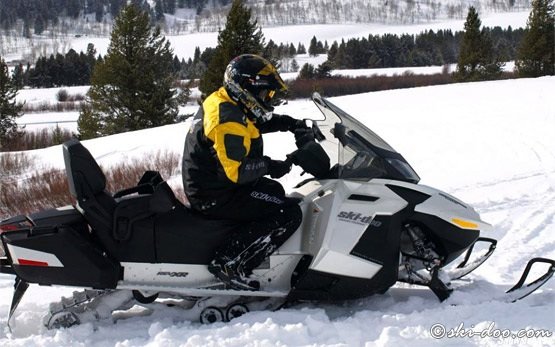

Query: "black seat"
left=63, top=139, right=118, bottom=254
left=63, top=139, right=237, bottom=265
left=154, top=206, right=240, bottom=264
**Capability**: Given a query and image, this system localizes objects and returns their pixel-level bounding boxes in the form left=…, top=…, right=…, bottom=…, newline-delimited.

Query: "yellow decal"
left=451, top=218, right=479, bottom=230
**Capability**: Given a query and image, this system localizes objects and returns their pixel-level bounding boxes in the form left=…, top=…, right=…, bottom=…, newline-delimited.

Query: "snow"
left=65, top=11, right=530, bottom=62
left=2, top=76, right=555, bottom=346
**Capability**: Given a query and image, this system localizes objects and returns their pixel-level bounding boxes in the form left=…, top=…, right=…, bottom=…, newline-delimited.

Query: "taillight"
left=0, top=221, right=32, bottom=257
left=0, top=224, right=20, bottom=233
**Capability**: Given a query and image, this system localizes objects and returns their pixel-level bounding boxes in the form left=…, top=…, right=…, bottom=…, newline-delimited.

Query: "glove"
left=294, top=127, right=315, bottom=148
left=275, top=114, right=308, bottom=132
left=265, top=156, right=292, bottom=178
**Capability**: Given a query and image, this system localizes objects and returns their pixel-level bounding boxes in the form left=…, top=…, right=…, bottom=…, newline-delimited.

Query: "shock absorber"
left=405, top=224, right=442, bottom=270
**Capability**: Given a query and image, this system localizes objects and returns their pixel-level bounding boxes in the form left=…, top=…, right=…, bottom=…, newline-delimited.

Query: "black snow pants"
left=189, top=177, right=302, bottom=276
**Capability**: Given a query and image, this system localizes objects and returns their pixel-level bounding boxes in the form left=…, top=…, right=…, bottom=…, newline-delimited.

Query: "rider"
left=182, top=54, right=306, bottom=290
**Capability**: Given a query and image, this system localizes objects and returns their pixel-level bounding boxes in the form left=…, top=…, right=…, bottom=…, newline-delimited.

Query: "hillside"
left=1, top=76, right=554, bottom=346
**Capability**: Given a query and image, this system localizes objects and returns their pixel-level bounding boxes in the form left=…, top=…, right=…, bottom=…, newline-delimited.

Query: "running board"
left=117, top=282, right=289, bottom=298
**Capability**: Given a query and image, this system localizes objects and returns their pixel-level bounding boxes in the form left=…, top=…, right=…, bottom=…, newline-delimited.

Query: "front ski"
left=448, top=237, right=497, bottom=280
left=504, top=257, right=555, bottom=302
left=400, top=252, right=554, bottom=303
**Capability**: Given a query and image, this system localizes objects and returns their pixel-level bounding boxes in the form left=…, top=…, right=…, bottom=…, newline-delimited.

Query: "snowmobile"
left=1, top=92, right=553, bottom=329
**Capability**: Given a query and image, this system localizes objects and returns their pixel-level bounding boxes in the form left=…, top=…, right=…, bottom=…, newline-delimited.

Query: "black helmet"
left=224, top=54, right=288, bottom=123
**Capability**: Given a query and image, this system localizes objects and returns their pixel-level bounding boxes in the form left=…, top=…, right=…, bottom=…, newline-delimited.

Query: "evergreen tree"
left=455, top=7, right=503, bottom=81
left=308, top=36, right=319, bottom=56
left=290, top=59, right=299, bottom=72
left=0, top=58, right=23, bottom=150
left=516, top=0, right=555, bottom=77
left=199, top=0, right=265, bottom=97
left=78, top=4, right=182, bottom=139
left=155, top=0, right=165, bottom=21
left=298, top=63, right=315, bottom=79
left=11, top=64, right=25, bottom=89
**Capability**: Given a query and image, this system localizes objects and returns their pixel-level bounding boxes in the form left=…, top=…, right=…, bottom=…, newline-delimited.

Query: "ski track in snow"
left=2, top=77, right=555, bottom=346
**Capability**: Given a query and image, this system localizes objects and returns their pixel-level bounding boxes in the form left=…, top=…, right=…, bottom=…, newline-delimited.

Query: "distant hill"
left=0, top=0, right=532, bottom=36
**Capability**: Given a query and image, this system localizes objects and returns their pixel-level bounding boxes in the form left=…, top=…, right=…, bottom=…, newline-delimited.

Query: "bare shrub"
left=0, top=168, right=73, bottom=220
left=0, top=152, right=34, bottom=177
left=2, top=128, right=75, bottom=152
left=0, top=150, right=183, bottom=220
left=289, top=73, right=455, bottom=98
left=22, top=101, right=82, bottom=113
left=289, top=71, right=518, bottom=99
left=105, top=150, right=181, bottom=193
left=57, top=88, right=69, bottom=102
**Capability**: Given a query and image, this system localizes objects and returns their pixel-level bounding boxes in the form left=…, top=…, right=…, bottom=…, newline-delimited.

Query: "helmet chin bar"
left=225, top=81, right=274, bottom=123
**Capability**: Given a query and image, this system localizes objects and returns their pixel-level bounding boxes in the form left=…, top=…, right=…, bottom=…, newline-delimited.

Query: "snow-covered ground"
left=1, top=76, right=554, bottom=346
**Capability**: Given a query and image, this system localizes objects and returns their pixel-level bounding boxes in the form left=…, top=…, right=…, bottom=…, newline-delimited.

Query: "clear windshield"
left=311, top=93, right=420, bottom=183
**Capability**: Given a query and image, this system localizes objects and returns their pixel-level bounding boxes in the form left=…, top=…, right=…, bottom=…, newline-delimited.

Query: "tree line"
left=12, top=38, right=308, bottom=88
left=15, top=21, right=527, bottom=90
left=324, top=27, right=524, bottom=70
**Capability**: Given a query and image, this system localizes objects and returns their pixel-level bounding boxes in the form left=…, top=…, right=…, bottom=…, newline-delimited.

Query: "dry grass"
left=22, top=101, right=83, bottom=113
left=0, top=150, right=184, bottom=220
left=0, top=152, right=34, bottom=177
left=1, top=128, right=76, bottom=152
left=288, top=71, right=518, bottom=99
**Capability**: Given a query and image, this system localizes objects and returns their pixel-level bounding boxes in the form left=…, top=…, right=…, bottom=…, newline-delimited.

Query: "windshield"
left=312, top=93, right=420, bottom=184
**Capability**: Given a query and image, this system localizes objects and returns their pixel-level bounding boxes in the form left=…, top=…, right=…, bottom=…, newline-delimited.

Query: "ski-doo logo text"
left=250, top=191, right=284, bottom=205
left=338, top=211, right=381, bottom=227
left=157, top=271, right=189, bottom=278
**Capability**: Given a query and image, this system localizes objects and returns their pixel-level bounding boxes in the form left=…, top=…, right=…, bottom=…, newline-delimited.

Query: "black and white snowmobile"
left=1, top=93, right=553, bottom=329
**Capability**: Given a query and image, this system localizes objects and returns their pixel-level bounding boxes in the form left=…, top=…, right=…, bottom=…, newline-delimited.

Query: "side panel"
left=3, top=224, right=121, bottom=288
left=308, top=180, right=407, bottom=278
left=120, top=254, right=303, bottom=293
left=289, top=180, right=409, bottom=300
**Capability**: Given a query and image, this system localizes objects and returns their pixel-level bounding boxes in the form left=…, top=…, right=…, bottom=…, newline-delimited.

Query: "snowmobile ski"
left=504, top=257, right=555, bottom=302
left=7, top=277, right=29, bottom=332
left=448, top=237, right=497, bottom=280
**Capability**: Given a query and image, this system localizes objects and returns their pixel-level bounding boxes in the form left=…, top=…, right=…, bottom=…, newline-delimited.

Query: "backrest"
left=63, top=139, right=106, bottom=200
left=63, top=139, right=117, bottom=253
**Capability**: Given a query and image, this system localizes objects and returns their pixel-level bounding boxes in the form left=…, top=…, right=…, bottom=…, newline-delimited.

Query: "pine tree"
left=298, top=63, right=315, bottom=79
left=455, top=7, right=503, bottom=82
left=199, top=0, right=265, bottom=97
left=516, top=0, right=555, bottom=77
left=290, top=59, right=299, bottom=72
left=309, top=36, right=319, bottom=56
left=78, top=4, right=182, bottom=139
left=0, top=58, right=23, bottom=150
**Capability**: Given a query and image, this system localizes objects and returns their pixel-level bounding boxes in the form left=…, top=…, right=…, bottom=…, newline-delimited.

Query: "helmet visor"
left=258, top=89, right=276, bottom=104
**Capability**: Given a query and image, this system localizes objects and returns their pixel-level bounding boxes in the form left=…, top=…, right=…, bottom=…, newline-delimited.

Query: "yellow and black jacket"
left=182, top=87, right=291, bottom=203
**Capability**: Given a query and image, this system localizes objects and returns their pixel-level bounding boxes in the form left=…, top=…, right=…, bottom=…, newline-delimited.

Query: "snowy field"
left=1, top=76, right=554, bottom=346
left=67, top=11, right=530, bottom=62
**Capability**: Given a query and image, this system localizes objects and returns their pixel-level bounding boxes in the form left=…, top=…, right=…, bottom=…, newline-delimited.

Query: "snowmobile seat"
left=63, top=139, right=184, bottom=262
left=63, top=139, right=118, bottom=254
left=154, top=206, right=240, bottom=264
